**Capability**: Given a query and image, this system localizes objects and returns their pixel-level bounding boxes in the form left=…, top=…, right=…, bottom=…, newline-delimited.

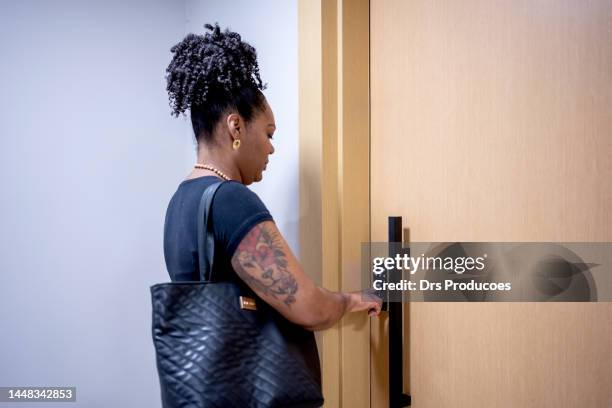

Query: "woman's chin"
left=252, top=172, right=263, bottom=183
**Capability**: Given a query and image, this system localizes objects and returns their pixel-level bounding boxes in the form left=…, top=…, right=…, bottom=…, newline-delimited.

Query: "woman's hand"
left=346, top=290, right=383, bottom=317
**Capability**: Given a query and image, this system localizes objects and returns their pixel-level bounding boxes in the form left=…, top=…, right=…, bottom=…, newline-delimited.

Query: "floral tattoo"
left=232, top=223, right=298, bottom=307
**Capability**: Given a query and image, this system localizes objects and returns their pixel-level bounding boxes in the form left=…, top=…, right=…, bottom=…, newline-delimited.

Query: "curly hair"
left=166, top=23, right=267, bottom=144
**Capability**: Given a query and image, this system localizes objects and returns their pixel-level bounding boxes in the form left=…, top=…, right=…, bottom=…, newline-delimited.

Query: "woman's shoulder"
left=218, top=179, right=251, bottom=193
left=211, top=180, right=274, bottom=256
left=215, top=180, right=268, bottom=210
left=172, top=177, right=269, bottom=215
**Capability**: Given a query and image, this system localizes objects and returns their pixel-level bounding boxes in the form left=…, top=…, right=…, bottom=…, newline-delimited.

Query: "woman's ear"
left=226, top=113, right=242, bottom=141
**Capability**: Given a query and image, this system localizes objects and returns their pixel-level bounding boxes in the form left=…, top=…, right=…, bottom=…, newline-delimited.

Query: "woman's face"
left=236, top=100, right=276, bottom=185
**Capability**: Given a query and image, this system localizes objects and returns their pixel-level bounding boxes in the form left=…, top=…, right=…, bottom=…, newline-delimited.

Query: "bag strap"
left=196, top=180, right=225, bottom=282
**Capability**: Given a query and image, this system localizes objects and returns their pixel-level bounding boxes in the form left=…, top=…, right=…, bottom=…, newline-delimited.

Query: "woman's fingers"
left=363, top=290, right=383, bottom=316
left=348, top=290, right=383, bottom=316
left=367, top=299, right=382, bottom=317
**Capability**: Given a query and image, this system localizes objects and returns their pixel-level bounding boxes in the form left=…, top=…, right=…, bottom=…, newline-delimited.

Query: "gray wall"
left=0, top=1, right=298, bottom=407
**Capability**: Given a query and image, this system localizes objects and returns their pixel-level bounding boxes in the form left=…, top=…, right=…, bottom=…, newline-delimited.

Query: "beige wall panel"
left=371, top=0, right=612, bottom=407
left=299, top=0, right=372, bottom=406
left=338, top=0, right=371, bottom=406
left=299, top=1, right=341, bottom=406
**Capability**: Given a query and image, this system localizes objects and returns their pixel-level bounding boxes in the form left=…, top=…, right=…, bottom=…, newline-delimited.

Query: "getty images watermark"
left=361, top=242, right=612, bottom=302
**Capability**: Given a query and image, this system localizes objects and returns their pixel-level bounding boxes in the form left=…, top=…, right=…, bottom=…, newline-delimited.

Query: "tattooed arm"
left=231, top=220, right=381, bottom=331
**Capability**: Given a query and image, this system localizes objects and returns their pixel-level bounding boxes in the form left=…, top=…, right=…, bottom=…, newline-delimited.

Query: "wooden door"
left=370, top=1, right=612, bottom=407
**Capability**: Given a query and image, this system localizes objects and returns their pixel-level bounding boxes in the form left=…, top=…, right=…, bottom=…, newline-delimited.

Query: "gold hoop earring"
left=232, top=139, right=241, bottom=150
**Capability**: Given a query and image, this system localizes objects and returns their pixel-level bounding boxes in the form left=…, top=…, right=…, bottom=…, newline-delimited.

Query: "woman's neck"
left=194, top=148, right=242, bottom=183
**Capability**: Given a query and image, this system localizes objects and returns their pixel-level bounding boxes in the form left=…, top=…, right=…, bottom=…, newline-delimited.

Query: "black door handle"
left=388, top=216, right=411, bottom=407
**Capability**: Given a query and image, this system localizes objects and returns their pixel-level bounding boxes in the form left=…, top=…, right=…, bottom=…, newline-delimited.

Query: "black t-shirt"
left=163, top=176, right=274, bottom=282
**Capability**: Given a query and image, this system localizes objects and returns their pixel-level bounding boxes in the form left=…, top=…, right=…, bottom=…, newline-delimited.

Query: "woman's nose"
left=269, top=143, right=275, bottom=155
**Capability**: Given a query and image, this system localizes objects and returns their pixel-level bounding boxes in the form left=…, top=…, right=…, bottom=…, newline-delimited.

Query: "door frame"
left=298, top=0, right=375, bottom=406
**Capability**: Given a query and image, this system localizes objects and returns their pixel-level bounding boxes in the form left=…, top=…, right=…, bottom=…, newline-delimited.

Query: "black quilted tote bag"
left=151, top=181, right=324, bottom=408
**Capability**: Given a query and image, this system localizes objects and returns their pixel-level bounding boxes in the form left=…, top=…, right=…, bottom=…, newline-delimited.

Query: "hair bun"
left=166, top=22, right=266, bottom=117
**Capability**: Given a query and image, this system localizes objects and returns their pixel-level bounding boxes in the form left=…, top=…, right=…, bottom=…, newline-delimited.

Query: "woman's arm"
left=231, top=220, right=381, bottom=331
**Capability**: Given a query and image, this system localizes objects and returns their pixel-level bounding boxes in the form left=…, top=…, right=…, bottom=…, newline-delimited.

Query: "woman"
left=161, top=23, right=381, bottom=404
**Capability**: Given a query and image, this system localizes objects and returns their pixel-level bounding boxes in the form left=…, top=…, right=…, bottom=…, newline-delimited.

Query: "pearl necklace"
left=194, top=163, right=231, bottom=181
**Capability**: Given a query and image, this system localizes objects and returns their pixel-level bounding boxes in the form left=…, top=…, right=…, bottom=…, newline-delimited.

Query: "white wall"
left=0, top=1, right=298, bottom=407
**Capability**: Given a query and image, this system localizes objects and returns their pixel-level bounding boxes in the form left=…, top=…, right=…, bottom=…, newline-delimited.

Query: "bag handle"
left=196, top=181, right=225, bottom=282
